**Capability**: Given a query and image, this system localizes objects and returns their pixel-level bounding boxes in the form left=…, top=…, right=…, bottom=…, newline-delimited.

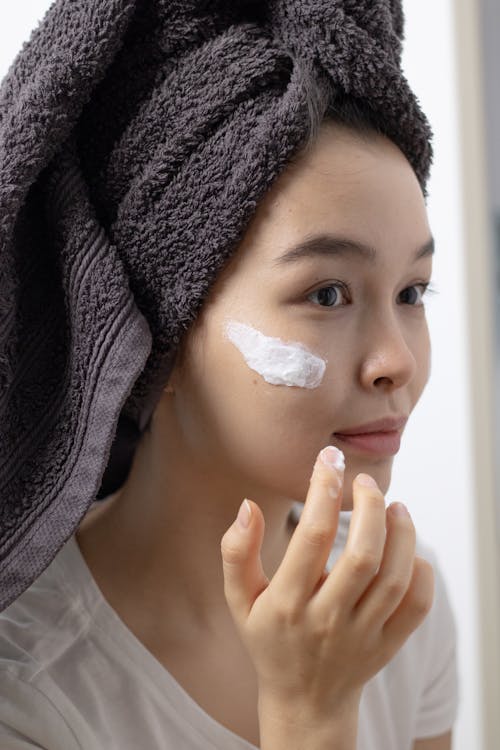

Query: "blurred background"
left=1, top=1, right=499, bottom=748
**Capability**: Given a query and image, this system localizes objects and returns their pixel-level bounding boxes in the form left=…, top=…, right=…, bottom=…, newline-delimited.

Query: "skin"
left=77, top=122, right=452, bottom=749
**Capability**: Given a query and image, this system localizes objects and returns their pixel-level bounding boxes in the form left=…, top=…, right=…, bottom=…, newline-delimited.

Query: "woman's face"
left=168, top=122, right=432, bottom=509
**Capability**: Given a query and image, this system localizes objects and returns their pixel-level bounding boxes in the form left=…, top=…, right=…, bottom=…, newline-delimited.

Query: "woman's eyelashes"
left=397, top=281, right=439, bottom=307
left=307, top=281, right=350, bottom=307
left=306, top=280, right=436, bottom=308
left=397, top=282, right=432, bottom=306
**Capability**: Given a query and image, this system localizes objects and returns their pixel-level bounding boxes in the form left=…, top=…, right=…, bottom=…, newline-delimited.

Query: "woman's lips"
left=333, top=430, right=401, bottom=456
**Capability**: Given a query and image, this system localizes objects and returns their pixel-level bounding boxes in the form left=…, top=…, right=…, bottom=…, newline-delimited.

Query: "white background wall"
left=480, top=0, right=500, bottom=212
left=394, top=2, right=483, bottom=748
left=396, top=1, right=499, bottom=748
left=0, top=2, right=493, bottom=748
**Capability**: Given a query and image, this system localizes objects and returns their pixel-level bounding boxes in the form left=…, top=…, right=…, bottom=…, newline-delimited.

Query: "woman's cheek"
left=173, top=317, right=334, bottom=500
left=206, top=318, right=335, bottom=496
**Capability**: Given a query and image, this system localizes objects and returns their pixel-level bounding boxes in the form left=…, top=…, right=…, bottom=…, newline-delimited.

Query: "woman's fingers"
left=382, top=556, right=434, bottom=650
left=353, top=501, right=416, bottom=629
left=269, top=446, right=344, bottom=608
left=221, top=458, right=432, bottom=659
left=221, top=499, right=269, bottom=627
left=314, top=473, right=386, bottom=615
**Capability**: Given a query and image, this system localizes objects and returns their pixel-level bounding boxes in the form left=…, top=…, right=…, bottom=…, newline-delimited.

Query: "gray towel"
left=0, top=0, right=432, bottom=611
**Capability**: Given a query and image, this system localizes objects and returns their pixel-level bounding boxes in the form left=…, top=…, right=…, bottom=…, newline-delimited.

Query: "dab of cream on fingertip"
left=224, top=319, right=327, bottom=389
left=320, top=445, right=345, bottom=472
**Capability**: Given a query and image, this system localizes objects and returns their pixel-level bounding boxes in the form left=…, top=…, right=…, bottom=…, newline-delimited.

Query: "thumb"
left=221, top=499, right=269, bottom=627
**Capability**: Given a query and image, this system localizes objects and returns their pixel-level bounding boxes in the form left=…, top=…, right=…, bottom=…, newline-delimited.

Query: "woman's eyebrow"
left=272, top=234, right=435, bottom=266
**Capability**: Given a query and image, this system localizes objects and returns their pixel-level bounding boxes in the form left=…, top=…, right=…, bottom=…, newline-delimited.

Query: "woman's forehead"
left=236, top=127, right=431, bottom=272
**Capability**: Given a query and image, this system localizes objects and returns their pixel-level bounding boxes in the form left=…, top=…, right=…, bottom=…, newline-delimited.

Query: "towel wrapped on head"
left=0, top=0, right=432, bottom=610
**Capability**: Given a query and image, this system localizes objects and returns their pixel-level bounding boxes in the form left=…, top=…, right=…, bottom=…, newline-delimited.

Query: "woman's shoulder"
left=0, top=499, right=113, bottom=657
left=0, top=537, right=88, bottom=671
left=0, top=549, right=92, bottom=750
left=413, top=535, right=455, bottom=633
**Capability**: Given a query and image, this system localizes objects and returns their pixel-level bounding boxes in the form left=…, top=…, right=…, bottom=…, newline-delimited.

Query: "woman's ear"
left=164, top=349, right=186, bottom=395
left=163, top=313, right=205, bottom=398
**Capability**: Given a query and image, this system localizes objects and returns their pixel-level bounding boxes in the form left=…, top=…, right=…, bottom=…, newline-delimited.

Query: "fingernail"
left=237, top=499, right=251, bottom=529
left=356, top=473, right=378, bottom=488
left=319, top=446, right=345, bottom=473
left=389, top=501, right=410, bottom=517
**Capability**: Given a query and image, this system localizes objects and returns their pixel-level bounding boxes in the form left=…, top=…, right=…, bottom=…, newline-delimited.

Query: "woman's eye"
left=307, top=284, right=348, bottom=308
left=398, top=284, right=429, bottom=306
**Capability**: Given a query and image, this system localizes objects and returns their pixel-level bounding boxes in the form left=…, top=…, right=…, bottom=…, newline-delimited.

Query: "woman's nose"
left=359, top=318, right=417, bottom=392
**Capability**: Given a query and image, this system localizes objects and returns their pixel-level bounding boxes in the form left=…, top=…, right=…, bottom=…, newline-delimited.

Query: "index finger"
left=269, top=446, right=344, bottom=609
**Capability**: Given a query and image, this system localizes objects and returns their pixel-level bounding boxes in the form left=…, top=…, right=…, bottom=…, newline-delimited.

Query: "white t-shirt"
left=0, top=509, right=458, bottom=750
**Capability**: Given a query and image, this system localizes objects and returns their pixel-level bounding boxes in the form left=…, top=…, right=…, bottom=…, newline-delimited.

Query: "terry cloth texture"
left=0, top=0, right=432, bottom=610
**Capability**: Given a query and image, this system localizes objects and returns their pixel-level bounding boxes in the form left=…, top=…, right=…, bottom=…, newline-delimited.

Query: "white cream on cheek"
left=225, top=320, right=327, bottom=389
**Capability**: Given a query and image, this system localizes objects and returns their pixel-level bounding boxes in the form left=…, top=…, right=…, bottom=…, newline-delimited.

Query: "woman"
left=0, top=2, right=457, bottom=748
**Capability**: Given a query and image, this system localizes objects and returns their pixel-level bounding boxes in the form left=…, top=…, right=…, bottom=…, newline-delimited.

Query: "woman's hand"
left=220, top=446, right=434, bottom=750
